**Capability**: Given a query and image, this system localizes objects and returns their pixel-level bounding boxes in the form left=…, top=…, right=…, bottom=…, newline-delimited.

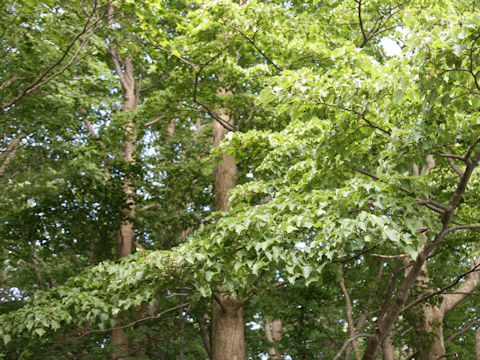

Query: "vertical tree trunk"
left=264, top=317, right=282, bottom=359
left=381, top=334, right=396, bottom=360
left=339, top=264, right=361, bottom=360
left=0, top=131, right=25, bottom=177
left=418, top=307, right=445, bottom=360
left=116, top=71, right=137, bottom=259
left=108, top=26, right=139, bottom=355
left=419, top=258, right=480, bottom=359
left=111, top=77, right=137, bottom=359
left=212, top=294, right=246, bottom=360
left=210, top=110, right=245, bottom=360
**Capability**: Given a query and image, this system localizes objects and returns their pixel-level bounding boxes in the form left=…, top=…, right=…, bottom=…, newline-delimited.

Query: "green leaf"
left=2, top=334, right=11, bottom=345
left=205, top=271, right=215, bottom=282
left=303, top=265, right=313, bottom=279
left=393, top=89, right=404, bottom=104
left=399, top=76, right=409, bottom=90
left=34, top=328, right=46, bottom=337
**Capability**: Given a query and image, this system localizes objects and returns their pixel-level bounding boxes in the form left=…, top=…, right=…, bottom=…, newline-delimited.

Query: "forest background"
left=1, top=0, right=480, bottom=359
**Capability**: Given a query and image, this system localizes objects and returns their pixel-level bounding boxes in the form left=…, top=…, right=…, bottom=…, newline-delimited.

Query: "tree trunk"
left=339, top=264, right=361, bottom=360
left=381, top=334, right=396, bottom=360
left=116, top=89, right=137, bottom=259
left=212, top=118, right=237, bottom=212
left=418, top=306, right=445, bottom=360
left=0, top=131, right=25, bottom=177
left=420, top=258, right=480, bottom=359
left=108, top=28, right=139, bottom=356
left=264, top=317, right=282, bottom=360
left=211, top=294, right=246, bottom=360
left=211, top=109, right=245, bottom=360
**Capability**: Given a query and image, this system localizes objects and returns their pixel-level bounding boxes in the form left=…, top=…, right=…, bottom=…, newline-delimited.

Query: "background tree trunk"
left=421, top=258, right=480, bottom=359
left=381, top=334, right=396, bottom=360
left=109, top=36, right=139, bottom=357
left=264, top=317, right=282, bottom=360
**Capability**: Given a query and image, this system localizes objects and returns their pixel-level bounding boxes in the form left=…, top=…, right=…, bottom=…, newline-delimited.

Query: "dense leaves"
left=2, top=0, right=480, bottom=359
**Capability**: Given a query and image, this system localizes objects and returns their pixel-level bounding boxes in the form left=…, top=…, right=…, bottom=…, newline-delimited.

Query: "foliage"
left=1, top=0, right=480, bottom=359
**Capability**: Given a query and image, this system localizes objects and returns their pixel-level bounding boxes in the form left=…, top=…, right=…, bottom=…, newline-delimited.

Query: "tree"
left=2, top=0, right=480, bottom=359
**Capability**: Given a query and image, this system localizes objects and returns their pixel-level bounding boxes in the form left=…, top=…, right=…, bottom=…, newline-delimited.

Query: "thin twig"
left=74, top=303, right=190, bottom=339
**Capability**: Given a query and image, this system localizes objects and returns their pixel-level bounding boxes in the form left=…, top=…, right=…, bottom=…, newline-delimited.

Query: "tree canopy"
left=1, top=0, right=480, bottom=359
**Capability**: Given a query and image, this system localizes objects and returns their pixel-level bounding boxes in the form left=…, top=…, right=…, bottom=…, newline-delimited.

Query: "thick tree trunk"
left=211, top=294, right=246, bottom=360
left=211, top=110, right=245, bottom=360
left=419, top=306, right=445, bottom=360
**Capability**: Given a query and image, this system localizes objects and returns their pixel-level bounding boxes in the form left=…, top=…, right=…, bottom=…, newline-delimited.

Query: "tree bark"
left=419, top=258, right=480, bottom=359
left=0, top=132, right=25, bottom=178
left=382, top=334, right=396, bottom=360
left=362, top=147, right=480, bottom=359
left=263, top=317, right=282, bottom=360
left=211, top=294, right=246, bottom=360
left=108, top=11, right=139, bottom=353
left=210, top=107, right=245, bottom=360
left=339, top=264, right=361, bottom=360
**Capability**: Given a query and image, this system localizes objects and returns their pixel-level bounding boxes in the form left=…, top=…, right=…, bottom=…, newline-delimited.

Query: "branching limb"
left=401, top=262, right=480, bottom=312
left=441, top=152, right=464, bottom=177
left=355, top=0, right=368, bottom=47
left=157, top=44, right=236, bottom=132
left=446, top=318, right=479, bottom=343
left=83, top=119, right=106, bottom=150
left=74, top=303, right=190, bottom=339
left=333, top=245, right=379, bottom=264
left=222, top=24, right=283, bottom=72
left=443, top=224, right=480, bottom=236
left=333, top=334, right=376, bottom=360
left=139, top=72, right=170, bottom=93
left=1, top=1, right=106, bottom=111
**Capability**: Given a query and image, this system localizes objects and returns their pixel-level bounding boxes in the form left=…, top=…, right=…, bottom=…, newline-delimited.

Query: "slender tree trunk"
left=108, top=31, right=139, bottom=357
left=198, top=314, right=212, bottom=358
left=381, top=334, right=396, bottom=360
left=179, top=293, right=186, bottom=360
left=339, top=264, right=361, bottom=360
left=210, top=109, right=245, bottom=360
left=0, top=131, right=25, bottom=177
left=116, top=73, right=137, bottom=259
left=264, top=317, right=282, bottom=360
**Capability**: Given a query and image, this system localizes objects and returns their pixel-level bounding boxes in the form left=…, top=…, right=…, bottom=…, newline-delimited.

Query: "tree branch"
left=333, top=334, right=376, bottom=360
left=75, top=303, right=190, bottom=339
left=401, top=262, right=480, bottom=312
left=223, top=24, right=283, bottom=72
left=1, top=1, right=106, bottom=111
left=83, top=119, right=106, bottom=150
left=445, top=318, right=479, bottom=343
